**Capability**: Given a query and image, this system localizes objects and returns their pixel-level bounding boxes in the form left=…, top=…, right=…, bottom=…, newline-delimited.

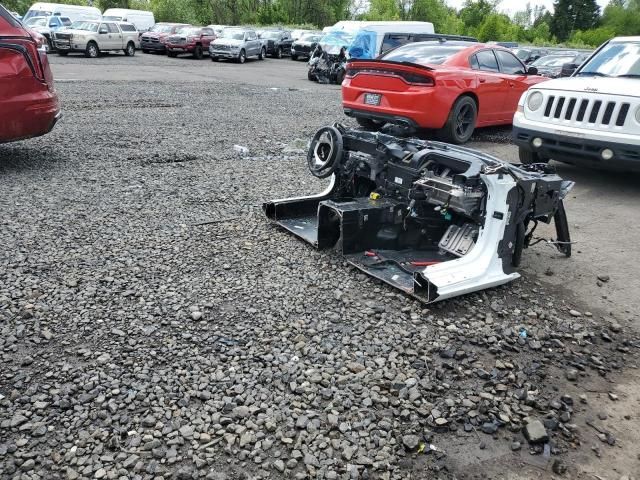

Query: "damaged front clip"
left=264, top=124, right=573, bottom=303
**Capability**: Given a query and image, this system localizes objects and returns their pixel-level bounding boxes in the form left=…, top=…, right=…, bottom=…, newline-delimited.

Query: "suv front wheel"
left=237, top=49, right=246, bottom=64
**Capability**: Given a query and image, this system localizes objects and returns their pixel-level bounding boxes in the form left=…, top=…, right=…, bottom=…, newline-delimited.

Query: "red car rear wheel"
left=439, top=96, right=477, bottom=144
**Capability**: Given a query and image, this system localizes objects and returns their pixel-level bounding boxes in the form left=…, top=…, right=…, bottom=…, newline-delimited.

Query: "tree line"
left=3, top=0, right=639, bottom=47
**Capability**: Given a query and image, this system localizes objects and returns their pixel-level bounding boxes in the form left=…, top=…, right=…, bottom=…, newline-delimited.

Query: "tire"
left=334, top=69, right=345, bottom=85
left=518, top=147, right=549, bottom=164
left=193, top=45, right=203, bottom=59
left=258, top=47, right=265, bottom=60
left=124, top=42, right=135, bottom=57
left=142, top=49, right=149, bottom=53
left=439, top=95, right=477, bottom=144
left=211, top=56, right=219, bottom=62
left=307, top=69, right=316, bottom=81
left=356, top=118, right=384, bottom=130
left=58, top=51, right=68, bottom=56
left=291, top=54, right=298, bottom=60
left=167, top=52, right=177, bottom=58
left=237, top=49, right=246, bottom=64
left=276, top=46, right=282, bottom=59
left=85, top=41, right=99, bottom=58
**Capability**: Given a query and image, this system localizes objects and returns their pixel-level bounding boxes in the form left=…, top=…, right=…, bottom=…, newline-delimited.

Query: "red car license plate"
left=364, top=93, right=381, bottom=106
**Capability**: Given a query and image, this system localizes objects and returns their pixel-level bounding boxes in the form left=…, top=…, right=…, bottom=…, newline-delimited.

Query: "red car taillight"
left=345, top=66, right=435, bottom=86
left=6, top=31, right=47, bottom=83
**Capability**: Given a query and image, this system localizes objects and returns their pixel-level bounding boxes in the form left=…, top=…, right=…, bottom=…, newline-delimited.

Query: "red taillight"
left=345, top=66, right=435, bottom=86
left=14, top=30, right=48, bottom=82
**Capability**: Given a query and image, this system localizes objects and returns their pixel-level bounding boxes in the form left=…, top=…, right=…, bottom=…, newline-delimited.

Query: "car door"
left=494, top=49, right=532, bottom=121
left=281, top=32, right=292, bottom=54
left=201, top=28, right=214, bottom=48
left=246, top=31, right=258, bottom=55
left=469, top=49, right=509, bottom=124
left=106, top=22, right=123, bottom=49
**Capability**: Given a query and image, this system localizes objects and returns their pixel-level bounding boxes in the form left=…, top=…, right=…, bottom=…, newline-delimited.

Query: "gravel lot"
left=1, top=53, right=639, bottom=480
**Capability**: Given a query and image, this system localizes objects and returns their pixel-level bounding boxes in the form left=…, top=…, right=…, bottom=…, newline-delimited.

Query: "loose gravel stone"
left=0, top=55, right=637, bottom=480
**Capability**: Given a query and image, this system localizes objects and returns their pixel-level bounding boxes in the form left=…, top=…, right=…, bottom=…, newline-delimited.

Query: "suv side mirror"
left=99, top=27, right=108, bottom=34
left=527, top=66, right=538, bottom=75
left=561, top=63, right=578, bottom=77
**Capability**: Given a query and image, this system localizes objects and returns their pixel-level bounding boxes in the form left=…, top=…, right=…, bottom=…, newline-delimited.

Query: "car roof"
left=611, top=36, right=640, bottom=42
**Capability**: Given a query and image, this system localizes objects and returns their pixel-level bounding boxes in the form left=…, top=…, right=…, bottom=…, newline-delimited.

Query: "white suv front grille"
left=542, top=95, right=630, bottom=127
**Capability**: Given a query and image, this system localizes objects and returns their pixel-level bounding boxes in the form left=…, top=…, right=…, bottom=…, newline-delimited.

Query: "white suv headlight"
left=527, top=91, right=544, bottom=111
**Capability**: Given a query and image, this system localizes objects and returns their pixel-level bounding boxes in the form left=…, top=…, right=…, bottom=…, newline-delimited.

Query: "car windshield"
left=301, top=33, right=321, bottom=42
left=102, top=16, right=122, bottom=21
left=382, top=42, right=469, bottom=65
left=577, top=41, right=640, bottom=77
left=533, top=55, right=575, bottom=67
left=221, top=29, right=245, bottom=40
left=319, top=31, right=354, bottom=54
left=261, top=31, right=281, bottom=39
left=150, top=24, right=175, bottom=33
left=179, top=27, right=201, bottom=36
left=25, top=17, right=48, bottom=26
left=24, top=9, right=52, bottom=20
left=513, top=49, right=530, bottom=60
left=71, top=21, right=99, bottom=32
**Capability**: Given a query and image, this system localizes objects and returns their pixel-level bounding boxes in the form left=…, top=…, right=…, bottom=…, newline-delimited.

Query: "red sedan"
left=0, top=5, right=60, bottom=144
left=342, top=41, right=547, bottom=143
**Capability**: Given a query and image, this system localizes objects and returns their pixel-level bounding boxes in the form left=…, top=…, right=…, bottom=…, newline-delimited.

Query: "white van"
left=23, top=2, right=101, bottom=22
left=102, top=8, right=155, bottom=31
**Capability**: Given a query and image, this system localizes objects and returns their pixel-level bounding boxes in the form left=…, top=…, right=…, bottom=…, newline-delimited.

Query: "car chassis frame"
left=264, top=125, right=573, bottom=303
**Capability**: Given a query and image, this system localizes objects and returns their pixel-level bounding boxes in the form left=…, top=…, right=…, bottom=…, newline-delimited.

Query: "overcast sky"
left=445, top=0, right=611, bottom=14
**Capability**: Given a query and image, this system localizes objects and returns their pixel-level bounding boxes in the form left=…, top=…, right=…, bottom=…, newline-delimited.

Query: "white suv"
left=513, top=37, right=640, bottom=171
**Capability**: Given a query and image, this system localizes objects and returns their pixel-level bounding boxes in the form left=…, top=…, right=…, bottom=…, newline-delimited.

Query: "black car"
left=513, top=47, right=549, bottom=64
left=290, top=32, right=322, bottom=60
left=259, top=29, right=293, bottom=58
left=530, top=51, right=591, bottom=78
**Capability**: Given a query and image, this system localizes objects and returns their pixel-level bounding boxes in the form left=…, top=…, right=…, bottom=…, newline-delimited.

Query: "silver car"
left=209, top=27, right=265, bottom=63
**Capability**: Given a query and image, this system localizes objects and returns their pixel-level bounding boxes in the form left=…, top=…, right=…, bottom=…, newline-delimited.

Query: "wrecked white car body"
left=264, top=125, right=573, bottom=303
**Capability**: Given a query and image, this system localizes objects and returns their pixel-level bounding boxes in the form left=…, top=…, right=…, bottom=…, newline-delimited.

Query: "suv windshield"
left=301, top=34, right=321, bottom=42
left=221, top=29, right=245, bottom=40
left=25, top=17, right=47, bottom=26
left=102, top=15, right=122, bottom=21
left=71, top=21, right=99, bottom=32
left=261, top=31, right=281, bottom=39
left=382, top=42, right=469, bottom=65
left=577, top=41, right=640, bottom=77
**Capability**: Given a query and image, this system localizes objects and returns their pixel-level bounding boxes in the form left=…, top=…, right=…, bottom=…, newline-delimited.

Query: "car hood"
left=212, top=39, right=243, bottom=46
left=529, top=76, right=640, bottom=96
left=293, top=40, right=313, bottom=46
left=60, top=28, right=93, bottom=35
left=31, top=26, right=51, bottom=34
left=142, top=32, right=166, bottom=39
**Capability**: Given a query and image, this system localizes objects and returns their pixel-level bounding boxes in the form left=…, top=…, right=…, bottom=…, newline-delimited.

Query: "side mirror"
left=527, top=66, right=538, bottom=75
left=560, top=63, right=578, bottom=77
left=99, top=28, right=108, bottom=34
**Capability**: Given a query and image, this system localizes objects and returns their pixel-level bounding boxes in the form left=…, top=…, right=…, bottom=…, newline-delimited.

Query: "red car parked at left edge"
left=342, top=40, right=547, bottom=143
left=0, top=4, right=61, bottom=144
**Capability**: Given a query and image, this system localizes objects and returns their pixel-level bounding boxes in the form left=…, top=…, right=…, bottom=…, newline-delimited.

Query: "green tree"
left=551, top=0, right=601, bottom=41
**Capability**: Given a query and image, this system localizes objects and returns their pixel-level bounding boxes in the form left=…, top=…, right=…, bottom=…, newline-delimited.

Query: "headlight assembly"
left=527, top=91, right=544, bottom=111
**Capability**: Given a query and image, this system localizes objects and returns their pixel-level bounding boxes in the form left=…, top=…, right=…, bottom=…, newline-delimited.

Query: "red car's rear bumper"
left=342, top=79, right=451, bottom=129
left=1, top=87, right=61, bottom=143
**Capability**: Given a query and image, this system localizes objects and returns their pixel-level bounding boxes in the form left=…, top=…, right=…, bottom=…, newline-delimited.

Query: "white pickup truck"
left=54, top=20, right=139, bottom=58
left=513, top=36, right=640, bottom=172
